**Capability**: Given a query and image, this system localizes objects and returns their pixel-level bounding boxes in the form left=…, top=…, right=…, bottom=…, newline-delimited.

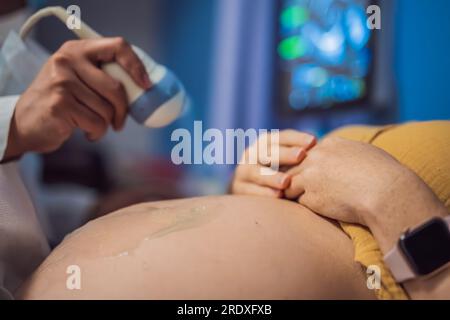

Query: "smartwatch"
left=384, top=216, right=450, bottom=283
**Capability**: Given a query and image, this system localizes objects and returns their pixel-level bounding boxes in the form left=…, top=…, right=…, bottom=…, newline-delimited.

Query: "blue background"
left=153, top=0, right=450, bottom=135
left=395, top=0, right=450, bottom=121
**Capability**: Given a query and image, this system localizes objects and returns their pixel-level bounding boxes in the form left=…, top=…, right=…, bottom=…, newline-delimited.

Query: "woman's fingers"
left=276, top=146, right=307, bottom=166
left=252, top=145, right=306, bottom=167
left=231, top=181, right=282, bottom=198
left=254, top=131, right=314, bottom=167
left=285, top=163, right=302, bottom=177
left=284, top=174, right=305, bottom=200
left=232, top=130, right=316, bottom=197
left=278, top=130, right=317, bottom=149
left=238, top=165, right=291, bottom=190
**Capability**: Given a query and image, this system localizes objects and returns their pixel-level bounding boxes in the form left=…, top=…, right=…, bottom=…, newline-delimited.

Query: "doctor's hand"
left=4, top=37, right=151, bottom=160
left=230, top=130, right=316, bottom=198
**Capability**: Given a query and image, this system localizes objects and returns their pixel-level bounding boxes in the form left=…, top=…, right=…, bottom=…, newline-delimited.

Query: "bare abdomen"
left=19, top=195, right=374, bottom=299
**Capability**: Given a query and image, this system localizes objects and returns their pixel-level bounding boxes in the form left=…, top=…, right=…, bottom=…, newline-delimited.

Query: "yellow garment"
left=329, top=121, right=450, bottom=300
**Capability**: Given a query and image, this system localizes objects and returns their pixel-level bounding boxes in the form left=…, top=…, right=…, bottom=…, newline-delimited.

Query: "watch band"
left=384, top=215, right=450, bottom=283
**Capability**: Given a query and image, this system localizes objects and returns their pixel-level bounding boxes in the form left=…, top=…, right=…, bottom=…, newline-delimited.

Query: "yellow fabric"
left=329, top=121, right=450, bottom=300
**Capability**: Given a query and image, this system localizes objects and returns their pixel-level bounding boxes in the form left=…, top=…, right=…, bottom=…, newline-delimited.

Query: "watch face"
left=400, top=218, right=450, bottom=276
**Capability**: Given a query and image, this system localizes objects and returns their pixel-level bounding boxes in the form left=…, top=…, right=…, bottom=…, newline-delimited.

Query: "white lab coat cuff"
left=0, top=95, right=19, bottom=161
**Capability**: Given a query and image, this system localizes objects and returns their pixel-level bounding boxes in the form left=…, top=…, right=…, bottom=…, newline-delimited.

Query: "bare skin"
left=18, top=195, right=375, bottom=300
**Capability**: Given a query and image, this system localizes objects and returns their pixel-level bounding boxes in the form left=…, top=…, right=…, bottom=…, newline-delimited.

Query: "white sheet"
left=0, top=162, right=49, bottom=298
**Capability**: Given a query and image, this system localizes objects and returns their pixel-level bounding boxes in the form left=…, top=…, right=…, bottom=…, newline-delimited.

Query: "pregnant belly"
left=19, top=195, right=374, bottom=299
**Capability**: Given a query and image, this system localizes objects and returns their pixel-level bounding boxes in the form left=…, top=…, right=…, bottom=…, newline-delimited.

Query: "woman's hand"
left=284, top=136, right=447, bottom=251
left=284, top=136, right=406, bottom=224
left=230, top=130, right=316, bottom=198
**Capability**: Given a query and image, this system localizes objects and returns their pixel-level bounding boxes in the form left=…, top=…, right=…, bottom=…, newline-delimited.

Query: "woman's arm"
left=365, top=170, right=450, bottom=299
left=285, top=136, right=450, bottom=299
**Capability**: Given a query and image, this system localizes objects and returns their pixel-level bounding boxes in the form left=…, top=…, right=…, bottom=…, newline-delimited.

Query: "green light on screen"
left=278, top=36, right=307, bottom=60
left=281, top=6, right=309, bottom=29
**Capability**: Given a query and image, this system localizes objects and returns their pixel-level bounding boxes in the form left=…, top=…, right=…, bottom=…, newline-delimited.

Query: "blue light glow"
left=345, top=6, right=371, bottom=50
left=314, top=25, right=345, bottom=64
left=293, top=64, right=329, bottom=88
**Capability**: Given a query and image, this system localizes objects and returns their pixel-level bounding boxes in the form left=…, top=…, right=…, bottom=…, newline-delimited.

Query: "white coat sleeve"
left=0, top=95, right=19, bottom=161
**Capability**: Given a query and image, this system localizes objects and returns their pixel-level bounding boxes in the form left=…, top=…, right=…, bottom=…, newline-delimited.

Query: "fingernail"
left=292, top=147, right=305, bottom=160
left=272, top=189, right=283, bottom=198
left=307, top=135, right=316, bottom=147
left=278, top=175, right=290, bottom=188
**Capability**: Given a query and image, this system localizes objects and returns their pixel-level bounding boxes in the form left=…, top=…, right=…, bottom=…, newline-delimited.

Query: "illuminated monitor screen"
left=275, top=0, right=375, bottom=113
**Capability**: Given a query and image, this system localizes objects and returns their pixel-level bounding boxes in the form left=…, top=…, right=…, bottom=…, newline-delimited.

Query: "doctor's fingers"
left=80, top=38, right=151, bottom=90
left=68, top=75, right=115, bottom=127
left=66, top=93, right=108, bottom=141
left=72, top=61, right=129, bottom=130
left=236, top=164, right=291, bottom=190
left=231, top=181, right=282, bottom=198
